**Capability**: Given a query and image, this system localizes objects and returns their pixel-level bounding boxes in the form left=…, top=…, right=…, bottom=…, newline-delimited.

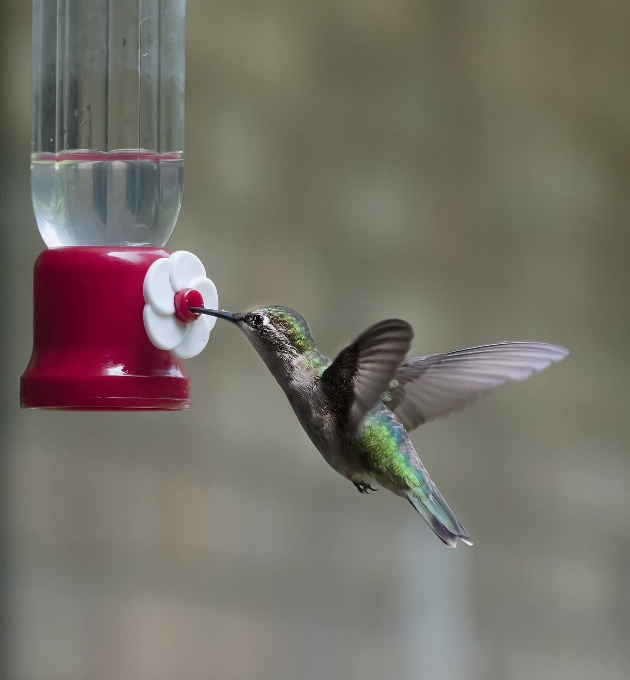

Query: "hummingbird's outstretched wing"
left=382, top=342, right=568, bottom=432
left=318, top=319, right=413, bottom=432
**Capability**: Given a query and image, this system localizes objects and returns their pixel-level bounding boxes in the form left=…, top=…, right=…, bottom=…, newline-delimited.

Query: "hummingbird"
left=192, top=305, right=568, bottom=547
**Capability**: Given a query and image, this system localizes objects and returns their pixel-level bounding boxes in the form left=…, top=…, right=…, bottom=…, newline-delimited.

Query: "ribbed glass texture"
left=31, top=0, right=186, bottom=247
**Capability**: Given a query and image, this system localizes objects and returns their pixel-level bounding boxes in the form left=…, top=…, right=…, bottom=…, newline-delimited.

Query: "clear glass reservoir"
left=31, top=0, right=186, bottom=247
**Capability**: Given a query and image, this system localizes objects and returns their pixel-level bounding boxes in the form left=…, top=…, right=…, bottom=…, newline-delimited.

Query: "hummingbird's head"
left=191, top=305, right=316, bottom=360
left=237, top=306, right=315, bottom=358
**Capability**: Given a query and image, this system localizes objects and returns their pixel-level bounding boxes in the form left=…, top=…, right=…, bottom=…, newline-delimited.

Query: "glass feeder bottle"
left=31, top=0, right=185, bottom=247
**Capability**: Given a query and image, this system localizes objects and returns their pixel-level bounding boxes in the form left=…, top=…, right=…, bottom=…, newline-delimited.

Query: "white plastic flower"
left=143, top=251, right=218, bottom=359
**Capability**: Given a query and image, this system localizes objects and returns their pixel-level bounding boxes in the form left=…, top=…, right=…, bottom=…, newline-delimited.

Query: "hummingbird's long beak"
left=189, top=308, right=240, bottom=324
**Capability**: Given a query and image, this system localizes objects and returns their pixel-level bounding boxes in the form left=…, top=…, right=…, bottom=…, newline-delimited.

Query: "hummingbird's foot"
left=353, top=481, right=379, bottom=494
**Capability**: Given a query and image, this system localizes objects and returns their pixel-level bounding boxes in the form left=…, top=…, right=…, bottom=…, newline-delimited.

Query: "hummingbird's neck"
left=261, top=347, right=330, bottom=394
left=300, top=348, right=331, bottom=378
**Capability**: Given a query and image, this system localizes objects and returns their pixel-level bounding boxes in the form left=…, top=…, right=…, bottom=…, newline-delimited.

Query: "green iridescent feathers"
left=260, top=306, right=315, bottom=354
left=358, top=409, right=419, bottom=488
left=358, top=406, right=472, bottom=547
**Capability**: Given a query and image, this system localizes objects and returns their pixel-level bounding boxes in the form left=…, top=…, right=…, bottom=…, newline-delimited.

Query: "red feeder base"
left=21, top=247, right=190, bottom=410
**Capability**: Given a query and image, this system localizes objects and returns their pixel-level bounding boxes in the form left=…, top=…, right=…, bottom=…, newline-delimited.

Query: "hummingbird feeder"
left=21, top=0, right=217, bottom=410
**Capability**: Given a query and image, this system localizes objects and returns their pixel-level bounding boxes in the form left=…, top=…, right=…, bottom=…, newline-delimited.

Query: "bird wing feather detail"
left=318, top=319, right=413, bottom=432
left=383, top=342, right=568, bottom=432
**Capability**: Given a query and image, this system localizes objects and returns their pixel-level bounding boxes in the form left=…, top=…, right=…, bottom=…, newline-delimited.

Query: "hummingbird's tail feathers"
left=405, top=485, right=473, bottom=548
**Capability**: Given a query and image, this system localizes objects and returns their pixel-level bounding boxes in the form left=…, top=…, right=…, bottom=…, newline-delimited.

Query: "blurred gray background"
left=2, top=2, right=630, bottom=679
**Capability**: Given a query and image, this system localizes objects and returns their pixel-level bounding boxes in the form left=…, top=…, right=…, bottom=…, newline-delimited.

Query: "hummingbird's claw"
left=353, top=481, right=379, bottom=494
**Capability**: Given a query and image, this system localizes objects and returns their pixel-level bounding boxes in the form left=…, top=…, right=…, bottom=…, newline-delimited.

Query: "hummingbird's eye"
left=251, top=314, right=264, bottom=328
